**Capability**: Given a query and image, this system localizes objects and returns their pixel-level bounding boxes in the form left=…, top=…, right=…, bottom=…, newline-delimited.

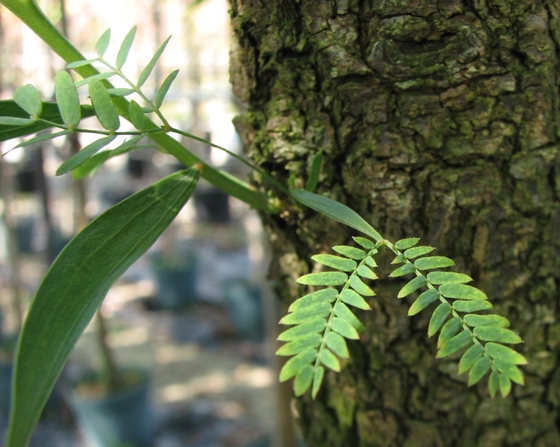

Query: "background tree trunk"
left=228, top=1, right=560, bottom=445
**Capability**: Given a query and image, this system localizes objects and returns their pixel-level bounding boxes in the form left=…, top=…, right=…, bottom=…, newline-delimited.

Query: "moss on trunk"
left=228, top=1, right=560, bottom=445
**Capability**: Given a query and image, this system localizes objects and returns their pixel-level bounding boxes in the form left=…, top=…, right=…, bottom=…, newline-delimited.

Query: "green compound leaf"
left=468, top=355, right=492, bottom=386
left=116, top=26, right=137, bottom=69
left=55, top=70, right=81, bottom=128
left=395, top=238, right=420, bottom=250
left=108, top=88, right=136, bottom=97
left=129, top=100, right=149, bottom=130
left=390, top=262, right=415, bottom=278
left=437, top=317, right=462, bottom=348
left=333, top=302, right=365, bottom=331
left=330, top=317, right=360, bottom=340
left=437, top=330, right=472, bottom=358
left=439, top=283, right=488, bottom=301
left=485, top=342, right=528, bottom=365
left=288, top=288, right=338, bottom=312
left=89, top=80, right=120, bottom=131
left=294, top=365, right=314, bottom=396
left=311, top=254, right=357, bottom=272
left=279, top=301, right=332, bottom=325
left=414, top=256, right=455, bottom=270
left=404, top=246, right=435, bottom=259
left=397, top=275, right=427, bottom=298
left=138, top=35, right=172, bottom=88
left=56, top=135, right=116, bottom=176
left=428, top=302, right=452, bottom=337
left=489, top=370, right=499, bottom=398
left=67, top=59, right=98, bottom=69
left=15, top=130, right=71, bottom=149
left=464, top=314, right=510, bottom=328
left=340, top=289, right=371, bottom=310
left=332, top=245, right=366, bottom=260
left=459, top=343, right=484, bottom=374
left=277, top=318, right=327, bottom=342
left=473, top=326, right=522, bottom=344
left=391, top=253, right=406, bottom=264
left=279, top=348, right=317, bottom=382
left=319, top=348, right=341, bottom=372
left=493, top=357, right=524, bottom=385
left=365, top=256, right=377, bottom=268
left=291, top=189, right=382, bottom=241
left=452, top=300, right=493, bottom=313
left=95, top=28, right=111, bottom=57
left=357, top=265, right=377, bottom=280
left=311, top=366, right=325, bottom=399
left=155, top=69, right=179, bottom=109
left=297, top=271, right=348, bottom=286
left=499, top=373, right=512, bottom=397
left=408, top=289, right=440, bottom=316
left=427, top=272, right=473, bottom=284
left=0, top=117, right=34, bottom=126
left=14, top=84, right=42, bottom=117
left=7, top=169, right=200, bottom=447
left=325, top=332, right=350, bottom=358
left=75, top=72, right=116, bottom=88
left=276, top=334, right=322, bottom=356
left=353, top=236, right=375, bottom=250
left=349, top=275, right=375, bottom=296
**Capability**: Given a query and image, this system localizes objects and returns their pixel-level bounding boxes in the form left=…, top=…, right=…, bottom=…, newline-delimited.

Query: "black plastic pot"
left=69, top=370, right=154, bottom=447
left=150, top=253, right=198, bottom=309
left=193, top=188, right=231, bottom=223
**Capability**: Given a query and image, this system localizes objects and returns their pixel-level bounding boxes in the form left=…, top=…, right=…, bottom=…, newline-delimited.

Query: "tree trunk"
left=228, top=1, right=560, bottom=446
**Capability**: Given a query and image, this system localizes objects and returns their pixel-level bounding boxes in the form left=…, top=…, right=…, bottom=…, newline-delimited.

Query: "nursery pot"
left=0, top=361, right=11, bottom=417
left=193, top=187, right=231, bottom=223
left=150, top=252, right=198, bottom=309
left=223, top=279, right=264, bottom=341
left=69, top=370, right=154, bottom=447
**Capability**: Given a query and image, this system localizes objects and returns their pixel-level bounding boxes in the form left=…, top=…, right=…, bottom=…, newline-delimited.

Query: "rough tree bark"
left=228, top=1, right=560, bottom=446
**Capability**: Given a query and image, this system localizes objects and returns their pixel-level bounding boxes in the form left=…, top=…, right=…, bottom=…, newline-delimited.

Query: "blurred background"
left=0, top=0, right=296, bottom=446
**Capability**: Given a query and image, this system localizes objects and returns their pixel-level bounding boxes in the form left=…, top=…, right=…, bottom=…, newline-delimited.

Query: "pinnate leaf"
left=311, top=254, right=356, bottom=272
left=464, top=314, right=510, bottom=328
left=353, top=236, right=375, bottom=249
left=427, top=271, right=473, bottom=285
left=297, top=271, right=347, bottom=286
left=325, top=332, right=349, bottom=358
left=277, top=318, right=326, bottom=341
left=276, top=334, right=322, bottom=356
left=56, top=135, right=116, bottom=175
left=453, top=300, right=493, bottom=313
left=129, top=100, right=148, bottom=130
left=489, top=370, right=499, bottom=398
left=404, top=246, right=435, bottom=259
left=390, top=263, right=415, bottom=278
left=340, top=289, right=370, bottom=310
left=458, top=343, right=484, bottom=374
left=395, top=238, right=420, bottom=250
left=288, top=288, right=338, bottom=312
left=428, top=302, right=451, bottom=337
left=95, top=28, right=111, bottom=57
left=408, top=289, right=440, bottom=316
left=279, top=349, right=317, bottom=382
left=357, top=265, right=377, bottom=280
left=294, top=365, right=314, bottom=396
left=468, top=355, right=491, bottom=386
left=55, top=71, right=81, bottom=127
left=117, top=26, right=137, bottom=69
left=280, top=301, right=332, bottom=325
left=155, top=69, right=179, bottom=109
left=319, top=348, right=341, bottom=372
left=437, top=330, right=472, bottom=358
left=311, top=367, right=325, bottom=399
left=438, top=317, right=462, bottom=348
left=349, top=275, right=375, bottom=296
left=484, top=342, right=528, bottom=365
left=333, top=302, right=365, bottom=331
left=439, top=283, right=488, bottom=301
left=330, top=317, right=360, bottom=340
left=414, top=256, right=455, bottom=270
left=499, top=374, right=512, bottom=397
left=89, top=80, right=120, bottom=131
left=14, top=84, right=42, bottom=117
left=493, top=357, right=524, bottom=385
left=333, top=245, right=366, bottom=260
left=138, top=35, right=172, bottom=88
left=472, top=326, right=522, bottom=344
left=397, top=275, right=427, bottom=298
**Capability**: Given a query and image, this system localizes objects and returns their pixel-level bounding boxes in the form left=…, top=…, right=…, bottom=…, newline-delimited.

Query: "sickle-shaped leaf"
left=7, top=168, right=200, bottom=447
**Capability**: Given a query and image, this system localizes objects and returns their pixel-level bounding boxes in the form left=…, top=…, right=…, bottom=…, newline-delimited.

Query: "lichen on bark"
left=228, top=0, right=560, bottom=445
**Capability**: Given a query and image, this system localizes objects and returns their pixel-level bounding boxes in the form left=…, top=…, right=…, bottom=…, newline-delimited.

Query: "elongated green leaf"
left=75, top=71, right=116, bottom=88
left=89, top=80, right=120, bottom=131
left=391, top=253, right=406, bottom=264
left=116, top=26, right=137, bottom=69
left=330, top=317, right=360, bottom=340
left=14, top=84, right=42, bottom=117
left=56, top=135, right=116, bottom=175
left=294, top=365, right=314, bottom=396
left=155, top=69, right=179, bottom=109
left=15, top=130, right=71, bottom=149
left=473, top=326, right=522, bottom=344
left=459, top=343, right=484, bottom=374
left=279, top=301, right=332, bottom=325
left=427, top=271, right=473, bottom=285
left=276, top=334, right=322, bottom=356
left=0, top=117, right=34, bottom=126
left=390, top=262, right=415, bottom=278
left=129, top=100, right=148, bottom=131
left=353, top=236, right=374, bottom=250
left=452, top=300, right=493, bottom=313
left=468, top=355, right=491, bottom=386
left=333, top=245, right=366, bottom=260
left=493, top=357, right=524, bottom=385
left=349, top=275, right=375, bottom=296
left=288, top=288, right=338, bottom=312
left=95, top=28, right=111, bottom=57
left=408, top=289, right=440, bottom=316
left=319, top=348, right=341, bottom=372
left=311, top=254, right=356, bottom=272
left=485, top=342, right=528, bottom=365
left=489, top=370, right=499, bottom=398
left=428, top=302, right=451, bottom=337
left=138, top=35, right=172, bottom=88
left=55, top=70, right=81, bottom=127
left=279, top=348, right=317, bottom=382
left=366, top=256, right=378, bottom=268
left=67, top=58, right=98, bottom=69
left=311, top=366, right=325, bottom=399
left=414, top=256, right=455, bottom=270
left=439, top=284, right=488, bottom=301
left=107, top=88, right=136, bottom=97
left=291, top=189, right=382, bottom=241
left=297, top=271, right=347, bottom=286
left=437, top=317, right=462, bottom=348
left=464, top=314, right=510, bottom=328
left=395, top=238, right=420, bottom=250
left=8, top=169, right=200, bottom=447
left=437, top=330, right=472, bottom=358
left=340, top=289, right=371, bottom=310
left=278, top=318, right=327, bottom=342
left=325, top=332, right=350, bottom=358
left=397, top=275, right=427, bottom=298
left=404, top=246, right=435, bottom=259
left=357, top=265, right=377, bottom=280
left=499, top=373, right=512, bottom=397
left=333, top=302, right=365, bottom=331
